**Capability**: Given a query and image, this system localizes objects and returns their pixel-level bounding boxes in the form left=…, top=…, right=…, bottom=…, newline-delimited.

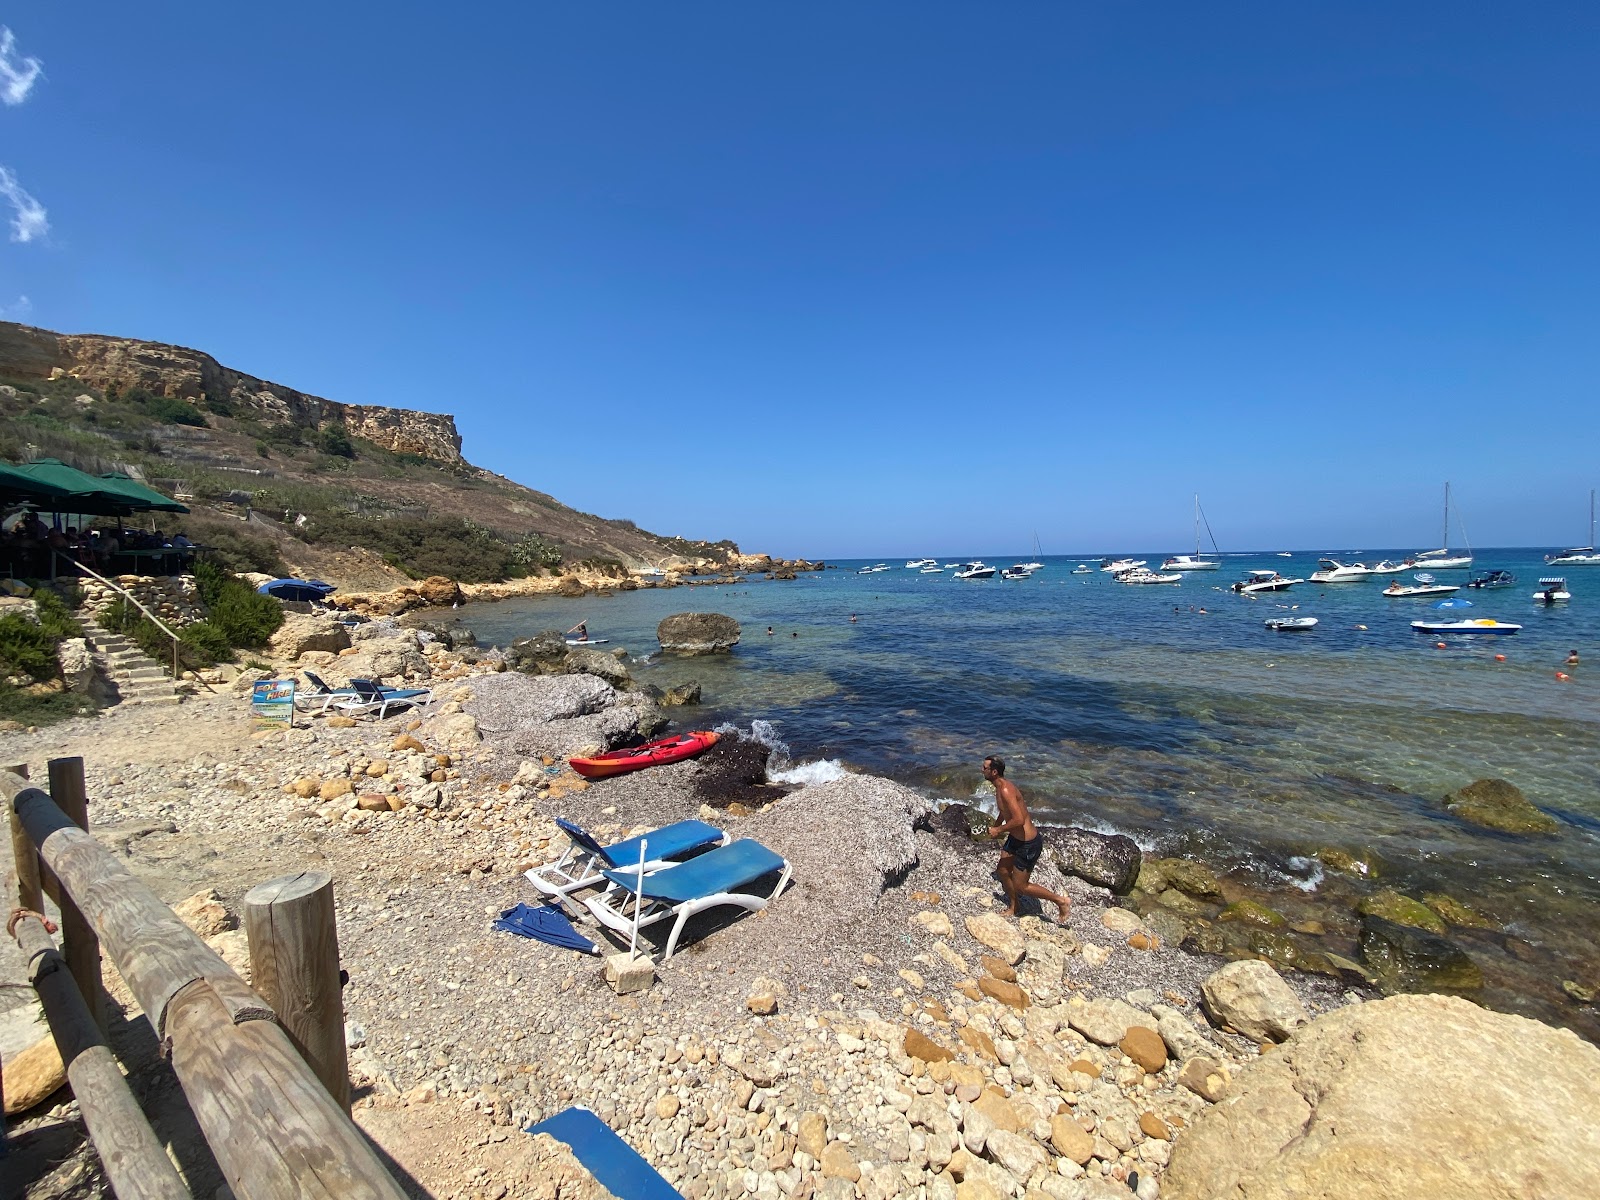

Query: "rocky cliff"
left=0, top=321, right=463, bottom=464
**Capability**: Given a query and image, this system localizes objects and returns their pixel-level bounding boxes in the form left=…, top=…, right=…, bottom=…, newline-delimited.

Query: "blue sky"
left=2, top=4, right=1597, bottom=558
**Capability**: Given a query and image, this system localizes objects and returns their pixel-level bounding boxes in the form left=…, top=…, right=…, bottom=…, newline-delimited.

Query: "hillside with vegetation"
left=0, top=321, right=742, bottom=589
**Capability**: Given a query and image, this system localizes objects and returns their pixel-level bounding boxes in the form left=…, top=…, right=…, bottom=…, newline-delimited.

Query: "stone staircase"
left=78, top=612, right=183, bottom=707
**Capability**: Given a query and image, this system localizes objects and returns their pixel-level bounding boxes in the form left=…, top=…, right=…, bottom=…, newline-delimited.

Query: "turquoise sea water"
left=457, top=548, right=1600, bottom=1038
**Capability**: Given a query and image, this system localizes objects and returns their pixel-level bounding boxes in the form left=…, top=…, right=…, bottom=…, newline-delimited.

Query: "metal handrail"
left=57, top=553, right=184, bottom=679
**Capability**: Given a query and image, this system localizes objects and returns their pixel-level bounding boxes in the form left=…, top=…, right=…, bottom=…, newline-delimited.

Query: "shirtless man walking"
left=983, top=756, right=1070, bottom=922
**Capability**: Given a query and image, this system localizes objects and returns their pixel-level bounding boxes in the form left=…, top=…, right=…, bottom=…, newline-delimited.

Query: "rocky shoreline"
left=4, top=620, right=1598, bottom=1200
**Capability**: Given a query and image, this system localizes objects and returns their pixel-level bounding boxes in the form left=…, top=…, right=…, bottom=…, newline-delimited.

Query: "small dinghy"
left=569, top=731, right=720, bottom=779
left=1533, top=577, right=1571, bottom=603
left=1410, top=619, right=1523, bottom=635
left=1265, top=617, right=1318, bottom=631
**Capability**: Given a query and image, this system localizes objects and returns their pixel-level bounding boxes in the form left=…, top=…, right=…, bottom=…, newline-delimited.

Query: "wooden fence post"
left=47, top=756, right=104, bottom=1031
left=243, top=871, right=351, bottom=1113
left=8, top=762, right=41, bottom=912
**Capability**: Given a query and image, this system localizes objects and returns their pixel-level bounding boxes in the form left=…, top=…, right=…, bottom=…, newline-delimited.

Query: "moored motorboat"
left=1000, top=566, right=1033, bottom=580
left=1116, top=566, right=1182, bottom=584
left=1410, top=619, right=1522, bottom=635
left=1467, top=570, right=1516, bottom=589
left=954, top=562, right=996, bottom=579
left=919, top=566, right=944, bottom=573
left=905, top=558, right=937, bottom=569
left=1546, top=491, right=1600, bottom=565
left=1265, top=616, right=1318, bottom=631
left=1533, top=577, right=1571, bottom=603
left=1383, top=581, right=1461, bottom=597
left=1309, top=559, right=1372, bottom=583
left=1100, top=558, right=1147, bottom=573
left=1409, top=482, right=1473, bottom=569
left=1231, top=570, right=1303, bottom=594
left=1072, top=564, right=1093, bottom=574
left=1365, top=560, right=1410, bottom=575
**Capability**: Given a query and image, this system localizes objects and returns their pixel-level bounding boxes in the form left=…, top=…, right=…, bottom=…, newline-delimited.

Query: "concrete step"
left=121, top=667, right=167, bottom=683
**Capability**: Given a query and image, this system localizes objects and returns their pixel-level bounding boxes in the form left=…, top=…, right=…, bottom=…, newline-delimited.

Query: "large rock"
left=1356, top=889, right=1446, bottom=934
left=1441, top=778, right=1558, bottom=835
left=506, top=631, right=571, bottom=675
left=1163, top=994, right=1600, bottom=1200
left=268, top=613, right=352, bottom=659
left=57, top=637, right=97, bottom=695
left=564, top=647, right=631, bottom=688
left=965, top=914, right=1026, bottom=965
left=1199, top=960, right=1307, bottom=1043
left=657, top=612, right=740, bottom=655
left=1359, top=915, right=1484, bottom=995
left=1064, top=996, right=1155, bottom=1046
left=1052, top=826, right=1142, bottom=896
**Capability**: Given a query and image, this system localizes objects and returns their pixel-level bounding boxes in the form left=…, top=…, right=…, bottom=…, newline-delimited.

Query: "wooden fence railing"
left=3, top=759, right=408, bottom=1200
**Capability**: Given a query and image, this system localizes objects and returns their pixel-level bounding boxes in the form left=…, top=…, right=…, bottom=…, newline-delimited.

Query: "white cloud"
left=0, top=295, right=31, bottom=319
left=0, top=28, right=42, bottom=106
left=0, top=167, right=47, bottom=243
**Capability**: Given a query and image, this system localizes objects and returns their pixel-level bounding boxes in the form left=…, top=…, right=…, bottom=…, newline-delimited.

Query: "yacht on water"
left=1162, top=495, right=1223, bottom=571
left=1017, top=532, right=1045, bottom=572
left=953, top=562, right=997, bottom=579
left=1467, top=570, right=1516, bottom=589
left=1534, top=577, right=1571, bottom=603
left=1309, top=559, right=1372, bottom=583
left=1382, top=579, right=1461, bottom=598
left=1408, top=482, right=1473, bottom=570
left=919, top=565, right=944, bottom=574
left=1072, top=564, right=1093, bottom=574
left=1364, top=560, right=1411, bottom=575
left=1117, top=566, right=1182, bottom=584
left=1231, top=570, right=1303, bottom=594
left=1546, top=491, right=1600, bottom=565
left=1000, top=565, right=1034, bottom=580
left=1100, top=558, right=1147, bottom=573
left=905, top=559, right=937, bottom=569
left=856, top=563, right=891, bottom=574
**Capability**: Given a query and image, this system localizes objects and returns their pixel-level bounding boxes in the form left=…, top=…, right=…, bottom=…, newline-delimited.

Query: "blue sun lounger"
left=583, top=838, right=791, bottom=961
left=331, top=678, right=433, bottom=719
left=525, top=817, right=729, bottom=899
left=526, top=1107, right=683, bottom=1200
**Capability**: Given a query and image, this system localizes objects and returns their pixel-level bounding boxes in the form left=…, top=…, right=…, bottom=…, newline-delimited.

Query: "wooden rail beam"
left=48, top=756, right=105, bottom=1030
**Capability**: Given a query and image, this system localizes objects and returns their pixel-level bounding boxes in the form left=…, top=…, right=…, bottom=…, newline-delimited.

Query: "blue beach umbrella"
left=1433, top=598, right=1474, bottom=609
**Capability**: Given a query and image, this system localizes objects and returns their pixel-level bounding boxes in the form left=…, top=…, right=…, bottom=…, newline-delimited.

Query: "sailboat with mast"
left=1162, top=495, right=1222, bottom=571
left=1409, top=482, right=1472, bottom=570
left=1546, top=490, right=1600, bottom=565
left=1018, top=532, right=1044, bottom=572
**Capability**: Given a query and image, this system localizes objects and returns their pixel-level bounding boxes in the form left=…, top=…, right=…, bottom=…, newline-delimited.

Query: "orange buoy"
left=1494, top=654, right=1506, bottom=662
left=1436, top=642, right=1447, bottom=649
left=1556, top=671, right=1570, bottom=681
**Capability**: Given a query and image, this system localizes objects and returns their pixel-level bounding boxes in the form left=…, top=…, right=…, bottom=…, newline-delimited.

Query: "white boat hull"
left=1383, top=585, right=1461, bottom=597
left=1411, top=620, right=1521, bottom=634
left=1162, top=556, right=1220, bottom=572
left=1546, top=553, right=1600, bottom=566
left=1410, top=555, right=1473, bottom=570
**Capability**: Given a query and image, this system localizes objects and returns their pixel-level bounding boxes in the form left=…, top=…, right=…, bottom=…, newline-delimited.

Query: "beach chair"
left=526, top=817, right=730, bottom=900
left=294, top=670, right=361, bottom=714
left=331, top=677, right=434, bottom=719
left=525, top=1107, right=683, bottom=1200
left=583, top=838, right=791, bottom=961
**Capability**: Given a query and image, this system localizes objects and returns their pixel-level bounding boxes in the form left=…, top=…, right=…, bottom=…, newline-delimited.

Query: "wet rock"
left=1217, top=899, right=1287, bottom=928
left=1441, top=777, right=1558, bottom=835
left=1422, top=892, right=1498, bottom=930
left=1150, top=857, right=1223, bottom=898
left=1316, top=846, right=1380, bottom=878
left=1199, top=960, right=1307, bottom=1043
left=1359, top=915, right=1484, bottom=995
left=660, top=680, right=702, bottom=706
left=657, top=612, right=741, bottom=655
left=1247, top=928, right=1304, bottom=970
left=1144, top=908, right=1189, bottom=947
left=1357, top=889, right=1447, bottom=935
left=1163, top=994, right=1600, bottom=1200
left=563, top=647, right=631, bottom=688
left=1052, top=826, right=1142, bottom=896
left=506, top=631, right=569, bottom=675
left=691, top=734, right=775, bottom=809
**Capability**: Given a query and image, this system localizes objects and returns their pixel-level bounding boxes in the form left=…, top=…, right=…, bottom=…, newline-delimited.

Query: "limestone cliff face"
left=0, top=321, right=463, bottom=464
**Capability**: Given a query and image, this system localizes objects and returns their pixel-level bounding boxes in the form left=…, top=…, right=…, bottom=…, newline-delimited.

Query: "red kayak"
left=568, top=731, right=720, bottom=779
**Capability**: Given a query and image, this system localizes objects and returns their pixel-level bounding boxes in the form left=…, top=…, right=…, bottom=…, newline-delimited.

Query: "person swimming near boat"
left=982, top=756, right=1070, bottom=922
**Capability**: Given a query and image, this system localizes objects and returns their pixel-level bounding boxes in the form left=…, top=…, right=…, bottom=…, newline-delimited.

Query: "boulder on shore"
left=1359, top=914, right=1484, bottom=995
left=1199, top=959, right=1307, bottom=1043
left=506, top=631, right=569, bottom=675
left=657, top=612, right=740, bottom=655
left=1163, top=993, right=1600, bottom=1200
left=268, top=613, right=352, bottom=659
left=1052, top=826, right=1142, bottom=896
left=564, top=646, right=631, bottom=689
left=1441, top=777, right=1559, bottom=835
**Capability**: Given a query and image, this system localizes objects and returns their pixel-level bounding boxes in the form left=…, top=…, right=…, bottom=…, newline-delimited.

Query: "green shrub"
left=0, top=685, right=94, bottom=726
left=33, top=589, right=83, bottom=641
left=315, top=425, right=355, bottom=458
left=178, top=621, right=231, bottom=664
left=0, top=613, right=59, bottom=680
left=194, top=560, right=283, bottom=649
left=142, top=394, right=208, bottom=427
left=184, top=515, right=288, bottom=576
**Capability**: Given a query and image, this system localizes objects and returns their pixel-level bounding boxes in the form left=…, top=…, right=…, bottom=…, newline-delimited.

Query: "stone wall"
left=80, top=574, right=205, bottom=627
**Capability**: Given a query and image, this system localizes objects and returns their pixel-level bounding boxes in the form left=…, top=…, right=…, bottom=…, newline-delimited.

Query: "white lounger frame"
left=583, top=859, right=792, bottom=961
left=524, top=829, right=732, bottom=901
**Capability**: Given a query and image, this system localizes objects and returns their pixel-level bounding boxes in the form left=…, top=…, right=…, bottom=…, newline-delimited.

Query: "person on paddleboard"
left=982, top=756, right=1070, bottom=923
left=568, top=621, right=589, bottom=643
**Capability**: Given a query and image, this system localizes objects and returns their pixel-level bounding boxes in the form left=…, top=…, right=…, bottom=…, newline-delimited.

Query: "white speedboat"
left=1547, top=490, right=1600, bottom=565
left=1072, top=564, right=1092, bottom=574
left=954, top=562, right=996, bottom=579
left=1365, top=560, right=1411, bottom=575
left=1231, top=570, right=1303, bottom=594
left=1534, top=577, right=1571, bottom=603
left=1117, top=567, right=1182, bottom=584
left=1018, top=561, right=1044, bottom=572
left=1309, top=559, right=1372, bottom=583
left=905, top=559, right=937, bottom=569
left=636, top=565, right=667, bottom=578
left=1265, top=617, right=1318, bottom=631
left=1409, top=482, right=1473, bottom=570
left=1383, top=581, right=1461, bottom=597
left=856, top=563, right=891, bottom=574
left=1411, top=619, right=1522, bottom=635
left=919, top=566, right=944, bottom=574
left=1000, top=566, right=1033, bottom=580
left=1100, top=558, right=1147, bottom=573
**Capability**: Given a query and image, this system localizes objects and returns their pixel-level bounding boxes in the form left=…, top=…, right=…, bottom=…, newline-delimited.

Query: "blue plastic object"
left=493, top=903, right=598, bottom=954
left=601, top=839, right=786, bottom=905
left=526, top=1107, right=684, bottom=1200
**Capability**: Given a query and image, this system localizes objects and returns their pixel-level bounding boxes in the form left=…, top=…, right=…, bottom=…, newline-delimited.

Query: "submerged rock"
left=1151, top=856, right=1223, bottom=898
left=1357, top=888, right=1447, bottom=935
left=1422, top=892, right=1498, bottom=930
left=1315, top=846, right=1380, bottom=878
left=659, top=680, right=701, bottom=706
left=657, top=611, right=740, bottom=655
left=1359, top=914, right=1483, bottom=994
left=1052, top=826, right=1142, bottom=896
left=1217, top=899, right=1287, bottom=928
left=1164, top=994, right=1600, bottom=1200
left=1441, top=777, right=1559, bottom=835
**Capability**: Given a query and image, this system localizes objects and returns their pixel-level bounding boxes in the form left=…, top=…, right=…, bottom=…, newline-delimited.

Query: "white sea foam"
left=769, top=759, right=850, bottom=786
left=1283, top=855, right=1326, bottom=892
left=719, top=719, right=849, bottom=786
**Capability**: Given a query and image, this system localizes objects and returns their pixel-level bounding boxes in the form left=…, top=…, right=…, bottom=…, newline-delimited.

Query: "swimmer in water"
left=1566, top=649, right=1580, bottom=666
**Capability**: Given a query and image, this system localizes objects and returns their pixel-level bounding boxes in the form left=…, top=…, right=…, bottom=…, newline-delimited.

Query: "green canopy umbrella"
left=96, top=473, right=189, bottom=514
left=0, top=461, right=78, bottom=505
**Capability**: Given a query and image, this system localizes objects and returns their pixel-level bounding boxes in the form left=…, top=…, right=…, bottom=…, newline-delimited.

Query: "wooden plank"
left=7, top=763, right=42, bottom=911
left=9, top=789, right=265, bottom=1035
left=244, top=872, right=350, bottom=1112
left=13, top=913, right=191, bottom=1200
left=167, top=980, right=408, bottom=1200
left=48, top=756, right=104, bottom=1031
